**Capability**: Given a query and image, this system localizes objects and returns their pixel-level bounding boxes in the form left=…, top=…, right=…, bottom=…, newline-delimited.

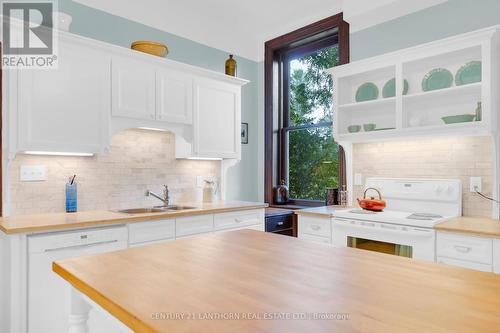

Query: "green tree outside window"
left=287, top=46, right=339, bottom=201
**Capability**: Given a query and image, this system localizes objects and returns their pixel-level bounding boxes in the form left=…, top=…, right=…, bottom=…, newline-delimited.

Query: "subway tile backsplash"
left=352, top=136, right=493, bottom=217
left=8, top=129, right=220, bottom=215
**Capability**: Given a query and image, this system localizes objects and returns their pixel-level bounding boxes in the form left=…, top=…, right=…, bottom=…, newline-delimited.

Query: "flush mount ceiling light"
left=23, top=151, right=94, bottom=157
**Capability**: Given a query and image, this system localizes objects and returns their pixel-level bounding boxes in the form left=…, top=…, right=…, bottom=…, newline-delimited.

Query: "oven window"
left=347, top=237, right=413, bottom=258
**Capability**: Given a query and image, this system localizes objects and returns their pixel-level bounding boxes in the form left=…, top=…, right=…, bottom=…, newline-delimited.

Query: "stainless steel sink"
left=115, top=205, right=197, bottom=214
left=154, top=205, right=197, bottom=211
left=116, top=208, right=167, bottom=214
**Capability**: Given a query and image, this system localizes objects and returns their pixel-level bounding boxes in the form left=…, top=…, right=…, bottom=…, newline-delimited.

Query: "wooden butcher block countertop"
left=0, top=201, right=267, bottom=234
left=53, top=230, right=500, bottom=333
left=435, top=216, right=500, bottom=238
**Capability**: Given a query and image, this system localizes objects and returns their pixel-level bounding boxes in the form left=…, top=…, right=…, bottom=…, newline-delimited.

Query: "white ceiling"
left=74, top=0, right=447, bottom=61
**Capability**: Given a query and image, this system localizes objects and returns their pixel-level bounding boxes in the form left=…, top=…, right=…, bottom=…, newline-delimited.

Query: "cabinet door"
left=494, top=239, right=500, bottom=274
left=193, top=78, right=241, bottom=159
left=156, top=69, right=193, bottom=124
left=17, top=37, right=110, bottom=154
left=112, top=56, right=155, bottom=120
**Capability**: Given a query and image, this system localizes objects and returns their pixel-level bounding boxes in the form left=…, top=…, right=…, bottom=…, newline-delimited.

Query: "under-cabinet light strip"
left=22, top=151, right=94, bottom=157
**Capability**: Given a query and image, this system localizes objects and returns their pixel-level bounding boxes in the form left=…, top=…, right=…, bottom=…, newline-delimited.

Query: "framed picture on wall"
left=241, top=123, right=248, bottom=144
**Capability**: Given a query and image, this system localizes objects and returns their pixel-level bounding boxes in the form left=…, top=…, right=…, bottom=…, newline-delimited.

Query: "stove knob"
left=435, top=186, right=443, bottom=194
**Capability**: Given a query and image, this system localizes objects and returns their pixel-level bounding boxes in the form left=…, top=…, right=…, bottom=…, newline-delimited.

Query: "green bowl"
left=347, top=125, right=361, bottom=133
left=363, top=123, right=376, bottom=131
left=441, top=114, right=476, bottom=124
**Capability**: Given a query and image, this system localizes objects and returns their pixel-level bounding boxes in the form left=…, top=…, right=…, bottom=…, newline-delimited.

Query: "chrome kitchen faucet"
left=146, top=185, right=170, bottom=206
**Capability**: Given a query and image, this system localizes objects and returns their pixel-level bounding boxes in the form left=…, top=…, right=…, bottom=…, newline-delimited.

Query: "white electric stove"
left=332, top=178, right=462, bottom=262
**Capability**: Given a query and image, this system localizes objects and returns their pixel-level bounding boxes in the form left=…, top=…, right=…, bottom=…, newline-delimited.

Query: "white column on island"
left=68, top=289, right=91, bottom=333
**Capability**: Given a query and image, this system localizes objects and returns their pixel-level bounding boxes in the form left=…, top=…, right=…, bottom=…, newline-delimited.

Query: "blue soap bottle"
left=66, top=175, right=77, bottom=213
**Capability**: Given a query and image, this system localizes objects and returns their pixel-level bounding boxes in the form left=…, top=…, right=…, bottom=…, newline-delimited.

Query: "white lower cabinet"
left=297, top=216, right=332, bottom=245
left=436, top=256, right=493, bottom=273
left=436, top=232, right=494, bottom=272
left=176, top=214, right=214, bottom=238
left=214, top=209, right=264, bottom=231
left=128, top=218, right=175, bottom=246
left=8, top=208, right=264, bottom=333
left=27, top=226, right=128, bottom=333
left=494, top=239, right=500, bottom=274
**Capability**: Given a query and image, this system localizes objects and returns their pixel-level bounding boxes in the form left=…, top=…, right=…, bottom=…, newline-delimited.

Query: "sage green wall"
left=351, top=0, right=500, bottom=61
left=58, top=0, right=259, bottom=202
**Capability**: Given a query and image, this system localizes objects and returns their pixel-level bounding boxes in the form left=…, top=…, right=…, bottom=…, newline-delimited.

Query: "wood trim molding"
left=264, top=13, right=349, bottom=204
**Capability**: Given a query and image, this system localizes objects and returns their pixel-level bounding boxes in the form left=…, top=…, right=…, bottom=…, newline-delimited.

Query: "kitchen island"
left=53, top=229, right=500, bottom=333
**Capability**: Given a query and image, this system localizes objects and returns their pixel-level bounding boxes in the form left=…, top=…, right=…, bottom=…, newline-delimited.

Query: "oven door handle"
left=333, top=219, right=433, bottom=237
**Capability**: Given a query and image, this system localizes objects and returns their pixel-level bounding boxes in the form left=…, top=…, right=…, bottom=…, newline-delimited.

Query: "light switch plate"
left=20, top=165, right=47, bottom=182
left=354, top=173, right=363, bottom=186
left=470, top=177, right=482, bottom=193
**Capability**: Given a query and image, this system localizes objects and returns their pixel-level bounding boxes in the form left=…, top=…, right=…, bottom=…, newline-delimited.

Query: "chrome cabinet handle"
left=311, top=225, right=321, bottom=231
left=235, top=218, right=242, bottom=223
left=454, top=245, right=472, bottom=253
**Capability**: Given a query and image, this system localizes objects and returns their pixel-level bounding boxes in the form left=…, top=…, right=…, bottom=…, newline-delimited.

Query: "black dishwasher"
left=265, top=208, right=295, bottom=237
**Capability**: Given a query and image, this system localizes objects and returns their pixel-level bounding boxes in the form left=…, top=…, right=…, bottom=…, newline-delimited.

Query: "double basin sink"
left=116, top=205, right=197, bottom=215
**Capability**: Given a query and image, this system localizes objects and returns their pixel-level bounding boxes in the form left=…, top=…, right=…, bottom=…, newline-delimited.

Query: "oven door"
left=332, top=218, right=435, bottom=262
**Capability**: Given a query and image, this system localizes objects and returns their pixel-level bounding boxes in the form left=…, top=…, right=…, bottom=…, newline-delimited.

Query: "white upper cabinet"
left=111, top=57, right=156, bottom=120
left=193, top=78, right=241, bottom=159
left=15, top=36, right=110, bottom=154
left=156, top=69, right=193, bottom=124
left=6, top=30, right=248, bottom=159
left=328, top=26, right=500, bottom=143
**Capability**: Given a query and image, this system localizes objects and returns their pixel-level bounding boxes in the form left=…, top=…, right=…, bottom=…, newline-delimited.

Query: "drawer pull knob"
left=311, top=225, right=321, bottom=231
left=277, top=221, right=284, bottom=226
left=235, top=218, right=242, bottom=223
left=454, top=245, right=472, bottom=253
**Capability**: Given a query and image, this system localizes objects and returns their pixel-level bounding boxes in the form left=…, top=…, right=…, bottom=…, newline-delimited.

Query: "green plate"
left=355, top=82, right=379, bottom=102
left=455, top=61, right=482, bottom=86
left=422, top=68, right=453, bottom=92
left=382, top=78, right=409, bottom=98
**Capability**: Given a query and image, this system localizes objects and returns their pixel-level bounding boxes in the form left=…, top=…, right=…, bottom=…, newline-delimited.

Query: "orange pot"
left=357, top=187, right=386, bottom=212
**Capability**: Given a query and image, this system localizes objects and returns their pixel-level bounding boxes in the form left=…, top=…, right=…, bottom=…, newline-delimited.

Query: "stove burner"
left=407, top=213, right=443, bottom=221
left=349, top=209, right=377, bottom=215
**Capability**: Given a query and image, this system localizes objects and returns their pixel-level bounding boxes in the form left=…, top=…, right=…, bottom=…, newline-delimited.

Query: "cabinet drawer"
left=437, top=256, right=492, bottom=273
left=265, top=215, right=293, bottom=232
left=176, top=214, right=214, bottom=237
left=298, top=216, right=331, bottom=237
left=214, top=209, right=264, bottom=231
left=129, top=238, right=174, bottom=248
left=128, top=219, right=175, bottom=245
left=298, top=233, right=331, bottom=245
left=437, top=232, right=493, bottom=264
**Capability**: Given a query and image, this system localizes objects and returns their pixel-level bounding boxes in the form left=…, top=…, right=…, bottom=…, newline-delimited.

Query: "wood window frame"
left=264, top=13, right=349, bottom=206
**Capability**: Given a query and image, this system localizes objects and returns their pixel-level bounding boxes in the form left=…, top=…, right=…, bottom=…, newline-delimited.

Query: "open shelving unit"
left=328, top=26, right=500, bottom=143
left=327, top=25, right=500, bottom=219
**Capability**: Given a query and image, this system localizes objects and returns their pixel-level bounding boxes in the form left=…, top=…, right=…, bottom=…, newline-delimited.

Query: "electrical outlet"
left=354, top=173, right=363, bottom=186
left=196, top=176, right=204, bottom=188
left=20, top=165, right=47, bottom=182
left=470, top=177, right=482, bottom=193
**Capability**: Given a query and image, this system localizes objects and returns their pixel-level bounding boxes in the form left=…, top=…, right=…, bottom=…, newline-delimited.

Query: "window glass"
left=286, top=45, right=339, bottom=201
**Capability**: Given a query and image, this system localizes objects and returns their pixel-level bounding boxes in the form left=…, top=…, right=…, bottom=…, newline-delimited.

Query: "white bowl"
left=53, top=12, right=72, bottom=31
